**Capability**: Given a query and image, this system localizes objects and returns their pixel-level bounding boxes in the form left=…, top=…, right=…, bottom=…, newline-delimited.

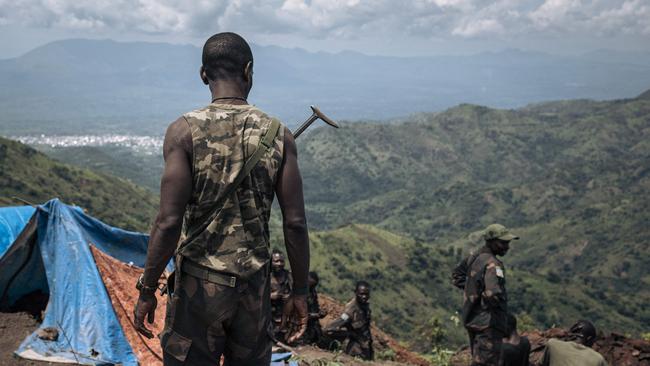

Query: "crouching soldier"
left=324, top=281, right=373, bottom=360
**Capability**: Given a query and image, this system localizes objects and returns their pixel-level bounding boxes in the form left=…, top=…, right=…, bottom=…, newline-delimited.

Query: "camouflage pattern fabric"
left=461, top=246, right=508, bottom=365
left=270, top=269, right=292, bottom=337
left=304, top=286, right=324, bottom=344
left=462, top=246, right=508, bottom=334
left=178, top=103, right=285, bottom=279
left=471, top=328, right=504, bottom=366
left=324, top=298, right=373, bottom=360
left=160, top=263, right=272, bottom=366
left=452, top=251, right=480, bottom=290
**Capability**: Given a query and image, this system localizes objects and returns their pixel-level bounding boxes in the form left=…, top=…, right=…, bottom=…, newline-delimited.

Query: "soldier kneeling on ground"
left=323, top=281, right=373, bottom=360
left=541, top=320, right=608, bottom=366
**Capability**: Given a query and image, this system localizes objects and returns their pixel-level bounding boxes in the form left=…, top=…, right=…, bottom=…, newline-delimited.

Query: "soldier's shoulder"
left=182, top=104, right=214, bottom=121
left=344, top=299, right=358, bottom=312
left=242, top=105, right=286, bottom=126
left=471, top=252, right=494, bottom=268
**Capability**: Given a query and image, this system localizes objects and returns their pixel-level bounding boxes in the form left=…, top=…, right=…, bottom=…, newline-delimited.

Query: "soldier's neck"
left=209, top=81, right=249, bottom=105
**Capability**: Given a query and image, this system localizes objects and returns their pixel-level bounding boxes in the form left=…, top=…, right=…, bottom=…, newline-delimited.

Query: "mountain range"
left=2, top=39, right=650, bottom=135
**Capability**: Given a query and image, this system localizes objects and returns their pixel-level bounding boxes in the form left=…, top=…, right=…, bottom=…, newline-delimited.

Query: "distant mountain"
left=2, top=39, right=650, bottom=135
left=0, top=136, right=156, bottom=231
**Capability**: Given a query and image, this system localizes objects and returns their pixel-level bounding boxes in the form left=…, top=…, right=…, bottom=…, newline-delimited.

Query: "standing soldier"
left=133, top=32, right=310, bottom=365
left=459, top=224, right=519, bottom=366
left=324, top=281, right=373, bottom=360
left=270, top=250, right=293, bottom=340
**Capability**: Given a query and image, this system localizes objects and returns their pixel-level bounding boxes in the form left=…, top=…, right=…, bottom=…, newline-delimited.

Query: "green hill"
left=0, top=136, right=157, bottom=231
left=295, top=91, right=650, bottom=342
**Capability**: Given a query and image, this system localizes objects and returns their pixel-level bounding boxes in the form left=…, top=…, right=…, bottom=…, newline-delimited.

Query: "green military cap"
left=483, top=224, right=520, bottom=241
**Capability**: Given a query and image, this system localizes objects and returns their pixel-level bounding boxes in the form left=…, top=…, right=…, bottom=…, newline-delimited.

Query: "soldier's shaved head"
left=569, top=320, right=597, bottom=347
left=356, top=281, right=370, bottom=291
left=202, top=32, right=253, bottom=81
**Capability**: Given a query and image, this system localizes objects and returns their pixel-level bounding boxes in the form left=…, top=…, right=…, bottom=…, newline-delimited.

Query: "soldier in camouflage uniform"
left=324, top=281, right=373, bottom=360
left=133, top=32, right=310, bottom=365
left=453, top=224, right=519, bottom=366
left=304, top=271, right=325, bottom=345
left=270, top=250, right=293, bottom=340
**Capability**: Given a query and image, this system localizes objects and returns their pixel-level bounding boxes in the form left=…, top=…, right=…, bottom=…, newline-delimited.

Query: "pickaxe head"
left=310, top=105, right=339, bottom=129
left=292, top=105, right=339, bottom=138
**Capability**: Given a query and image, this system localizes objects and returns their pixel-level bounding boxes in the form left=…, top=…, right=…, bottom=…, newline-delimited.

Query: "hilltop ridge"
left=0, top=136, right=157, bottom=231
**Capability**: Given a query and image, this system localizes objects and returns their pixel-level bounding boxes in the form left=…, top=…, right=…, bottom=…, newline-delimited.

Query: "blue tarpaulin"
left=0, top=205, right=35, bottom=257
left=1, top=200, right=147, bottom=364
left=0, top=200, right=298, bottom=365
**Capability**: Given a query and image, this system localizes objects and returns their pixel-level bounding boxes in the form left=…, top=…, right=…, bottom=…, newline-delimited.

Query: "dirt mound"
left=450, top=327, right=650, bottom=366
left=317, top=294, right=430, bottom=366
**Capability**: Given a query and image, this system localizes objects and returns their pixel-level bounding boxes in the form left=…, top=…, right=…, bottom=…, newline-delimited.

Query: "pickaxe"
left=292, top=105, right=339, bottom=138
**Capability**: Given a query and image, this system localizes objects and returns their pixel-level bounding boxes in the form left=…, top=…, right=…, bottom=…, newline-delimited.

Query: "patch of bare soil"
left=0, top=312, right=57, bottom=365
left=450, top=328, right=650, bottom=366
left=291, top=345, right=412, bottom=365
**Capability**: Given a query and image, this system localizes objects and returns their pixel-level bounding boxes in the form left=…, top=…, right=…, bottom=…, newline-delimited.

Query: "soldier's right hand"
left=133, top=293, right=157, bottom=339
left=285, top=294, right=308, bottom=344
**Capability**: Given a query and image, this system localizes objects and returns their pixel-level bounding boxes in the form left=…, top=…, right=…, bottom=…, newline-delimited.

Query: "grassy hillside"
left=295, top=90, right=650, bottom=340
left=9, top=91, right=649, bottom=348
left=0, top=136, right=157, bottom=231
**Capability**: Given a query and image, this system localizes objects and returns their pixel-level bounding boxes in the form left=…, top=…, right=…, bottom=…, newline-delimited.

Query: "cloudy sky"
left=0, top=0, right=648, bottom=58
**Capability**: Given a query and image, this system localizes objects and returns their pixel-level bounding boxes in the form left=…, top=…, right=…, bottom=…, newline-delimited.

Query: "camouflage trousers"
left=160, top=260, right=272, bottom=366
left=469, top=329, right=503, bottom=366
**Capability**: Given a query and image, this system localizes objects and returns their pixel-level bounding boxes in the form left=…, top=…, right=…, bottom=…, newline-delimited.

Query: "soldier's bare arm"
left=276, top=128, right=310, bottom=343
left=275, top=128, right=310, bottom=291
left=134, top=117, right=192, bottom=338
left=142, top=117, right=193, bottom=286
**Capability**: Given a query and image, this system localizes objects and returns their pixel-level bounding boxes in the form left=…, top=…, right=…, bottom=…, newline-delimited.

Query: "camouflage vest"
left=462, top=246, right=508, bottom=334
left=178, top=103, right=285, bottom=278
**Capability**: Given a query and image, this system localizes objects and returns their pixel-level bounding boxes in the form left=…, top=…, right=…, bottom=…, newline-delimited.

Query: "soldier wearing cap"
left=453, top=224, right=519, bottom=366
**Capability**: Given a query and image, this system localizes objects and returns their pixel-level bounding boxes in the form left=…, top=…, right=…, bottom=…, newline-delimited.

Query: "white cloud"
left=452, top=18, right=504, bottom=37
left=529, top=0, right=581, bottom=28
left=589, top=0, right=650, bottom=36
left=0, top=0, right=648, bottom=44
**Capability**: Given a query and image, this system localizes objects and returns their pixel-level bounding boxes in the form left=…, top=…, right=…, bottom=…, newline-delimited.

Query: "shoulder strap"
left=178, top=119, right=281, bottom=252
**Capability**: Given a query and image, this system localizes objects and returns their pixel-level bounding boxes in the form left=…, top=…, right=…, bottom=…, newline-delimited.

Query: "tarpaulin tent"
left=0, top=199, right=296, bottom=365
left=0, top=205, right=35, bottom=257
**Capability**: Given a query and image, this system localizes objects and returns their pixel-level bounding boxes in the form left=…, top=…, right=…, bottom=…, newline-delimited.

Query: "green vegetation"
left=295, top=92, right=650, bottom=342
left=4, top=90, right=649, bottom=350
left=0, top=136, right=157, bottom=231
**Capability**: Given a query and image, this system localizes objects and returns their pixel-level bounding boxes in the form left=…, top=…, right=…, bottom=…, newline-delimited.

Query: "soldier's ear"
left=244, top=61, right=253, bottom=83
left=200, top=66, right=209, bottom=85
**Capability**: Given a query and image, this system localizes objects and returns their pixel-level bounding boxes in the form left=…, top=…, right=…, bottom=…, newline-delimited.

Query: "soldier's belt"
left=182, top=260, right=238, bottom=288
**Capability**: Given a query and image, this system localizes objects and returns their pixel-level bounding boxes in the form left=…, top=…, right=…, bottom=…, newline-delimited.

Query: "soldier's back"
left=542, top=339, right=608, bottom=366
